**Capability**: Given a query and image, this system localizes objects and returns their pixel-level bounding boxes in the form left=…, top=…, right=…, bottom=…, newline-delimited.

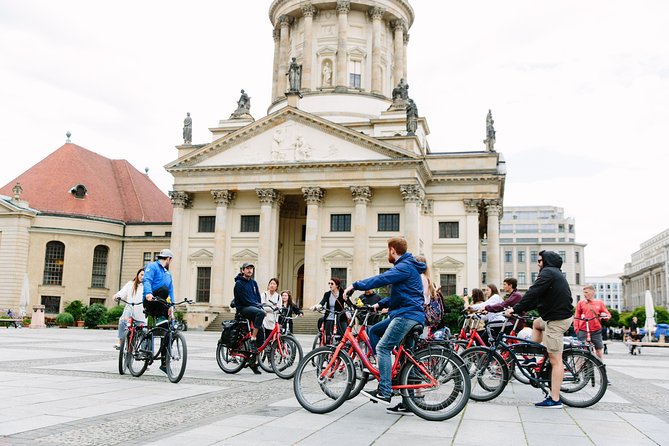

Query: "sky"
left=1, top=0, right=668, bottom=277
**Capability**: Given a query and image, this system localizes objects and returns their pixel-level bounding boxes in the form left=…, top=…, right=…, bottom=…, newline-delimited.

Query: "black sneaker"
left=159, top=364, right=167, bottom=375
left=361, top=389, right=391, bottom=405
left=386, top=402, right=413, bottom=416
left=249, top=365, right=262, bottom=375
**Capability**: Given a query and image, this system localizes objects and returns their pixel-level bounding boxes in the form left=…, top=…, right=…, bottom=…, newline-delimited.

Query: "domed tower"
left=268, top=0, right=414, bottom=122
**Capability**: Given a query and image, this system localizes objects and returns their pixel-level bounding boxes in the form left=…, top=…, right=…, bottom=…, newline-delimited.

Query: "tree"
left=602, top=308, right=620, bottom=327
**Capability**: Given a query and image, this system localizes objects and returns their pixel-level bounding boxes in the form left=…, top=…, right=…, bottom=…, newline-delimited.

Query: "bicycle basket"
left=220, top=320, right=247, bottom=347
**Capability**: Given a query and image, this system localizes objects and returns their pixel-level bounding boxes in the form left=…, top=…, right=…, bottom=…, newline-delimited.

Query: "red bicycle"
left=116, top=299, right=146, bottom=376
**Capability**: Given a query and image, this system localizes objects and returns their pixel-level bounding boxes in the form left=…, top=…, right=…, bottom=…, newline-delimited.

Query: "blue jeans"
left=370, top=317, right=418, bottom=398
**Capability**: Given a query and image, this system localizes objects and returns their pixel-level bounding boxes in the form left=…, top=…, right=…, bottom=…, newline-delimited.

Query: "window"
left=440, top=274, right=456, bottom=296
left=504, top=251, right=512, bottom=262
left=559, top=251, right=566, bottom=263
left=439, top=222, right=459, bottom=238
left=196, top=267, right=211, bottom=303
left=143, top=252, right=160, bottom=266
left=505, top=272, right=512, bottom=279
left=198, top=216, right=216, bottom=233
left=70, top=184, right=87, bottom=199
left=518, top=272, right=526, bottom=285
left=90, top=298, right=106, bottom=306
left=575, top=273, right=581, bottom=285
left=43, top=241, right=65, bottom=285
left=165, top=232, right=172, bottom=237
left=378, top=213, right=399, bottom=232
left=500, top=224, right=514, bottom=233
left=558, top=224, right=565, bottom=232
left=481, top=272, right=487, bottom=284
left=575, top=251, right=580, bottom=263
left=349, top=60, right=361, bottom=88
left=569, top=224, right=574, bottom=233
left=531, top=272, right=538, bottom=283
left=517, top=250, right=525, bottom=263
left=481, top=251, right=487, bottom=263
left=331, top=268, right=347, bottom=288
left=144, top=231, right=153, bottom=236
left=530, top=251, right=538, bottom=263
left=91, top=245, right=109, bottom=288
left=41, top=295, right=60, bottom=314
left=241, top=215, right=260, bottom=232
left=330, top=214, right=351, bottom=232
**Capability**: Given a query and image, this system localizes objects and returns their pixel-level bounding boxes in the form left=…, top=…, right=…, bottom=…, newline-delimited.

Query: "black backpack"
left=220, top=320, right=247, bottom=347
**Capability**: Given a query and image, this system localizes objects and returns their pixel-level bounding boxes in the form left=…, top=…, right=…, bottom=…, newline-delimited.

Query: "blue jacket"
left=142, top=260, right=174, bottom=302
left=352, top=252, right=426, bottom=324
left=233, top=273, right=262, bottom=309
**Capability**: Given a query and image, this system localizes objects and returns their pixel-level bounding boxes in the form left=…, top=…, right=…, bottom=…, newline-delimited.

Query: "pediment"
left=189, top=249, right=213, bottom=260
left=0, top=197, right=38, bottom=216
left=433, top=256, right=465, bottom=270
left=232, top=249, right=258, bottom=262
left=167, top=107, right=417, bottom=170
left=322, top=249, right=353, bottom=262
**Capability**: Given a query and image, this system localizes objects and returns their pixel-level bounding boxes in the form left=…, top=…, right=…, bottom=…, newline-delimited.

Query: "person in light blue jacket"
left=344, top=237, right=425, bottom=406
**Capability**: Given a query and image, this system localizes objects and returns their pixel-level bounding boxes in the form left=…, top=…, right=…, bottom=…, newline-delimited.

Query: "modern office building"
left=586, top=274, right=623, bottom=311
left=482, top=205, right=586, bottom=303
left=621, top=228, right=669, bottom=311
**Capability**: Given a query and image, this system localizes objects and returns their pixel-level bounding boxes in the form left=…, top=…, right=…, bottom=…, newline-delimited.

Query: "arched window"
left=91, top=245, right=109, bottom=288
left=43, top=241, right=65, bottom=285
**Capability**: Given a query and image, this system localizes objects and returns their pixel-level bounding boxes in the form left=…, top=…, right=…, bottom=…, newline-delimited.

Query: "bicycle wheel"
left=128, top=334, right=150, bottom=377
left=399, top=347, right=471, bottom=421
left=460, top=346, right=509, bottom=401
left=166, top=332, right=187, bottom=383
left=270, top=335, right=303, bottom=379
left=216, top=342, right=246, bottom=373
left=293, top=346, right=354, bottom=414
left=348, top=341, right=373, bottom=400
left=559, top=349, right=607, bottom=408
left=452, top=340, right=470, bottom=354
left=118, top=332, right=129, bottom=375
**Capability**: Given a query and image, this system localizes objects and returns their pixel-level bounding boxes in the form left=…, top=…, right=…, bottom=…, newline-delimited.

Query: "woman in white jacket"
left=114, top=269, right=146, bottom=349
left=261, top=278, right=282, bottom=336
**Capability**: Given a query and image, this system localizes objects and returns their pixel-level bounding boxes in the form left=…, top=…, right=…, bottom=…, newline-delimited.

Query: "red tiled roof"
left=0, top=143, right=172, bottom=223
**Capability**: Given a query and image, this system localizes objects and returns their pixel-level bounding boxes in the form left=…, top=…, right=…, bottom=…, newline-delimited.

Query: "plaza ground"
left=1, top=328, right=668, bottom=445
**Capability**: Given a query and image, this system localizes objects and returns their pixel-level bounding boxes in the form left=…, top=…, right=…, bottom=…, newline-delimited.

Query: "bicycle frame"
left=322, top=308, right=438, bottom=391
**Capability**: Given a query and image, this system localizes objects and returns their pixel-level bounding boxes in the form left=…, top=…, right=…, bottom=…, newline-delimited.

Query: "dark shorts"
left=577, top=329, right=604, bottom=350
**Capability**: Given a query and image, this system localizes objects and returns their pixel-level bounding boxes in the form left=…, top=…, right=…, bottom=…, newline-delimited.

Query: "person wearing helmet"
left=142, top=248, right=174, bottom=374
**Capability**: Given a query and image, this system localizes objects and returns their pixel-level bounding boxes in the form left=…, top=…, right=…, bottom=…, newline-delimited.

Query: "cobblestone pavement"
left=1, top=328, right=668, bottom=445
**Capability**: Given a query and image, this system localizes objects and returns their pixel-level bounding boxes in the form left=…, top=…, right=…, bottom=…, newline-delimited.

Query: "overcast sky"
left=1, top=0, right=668, bottom=276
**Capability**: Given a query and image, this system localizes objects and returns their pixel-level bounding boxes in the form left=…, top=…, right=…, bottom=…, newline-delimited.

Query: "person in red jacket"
left=574, top=284, right=611, bottom=360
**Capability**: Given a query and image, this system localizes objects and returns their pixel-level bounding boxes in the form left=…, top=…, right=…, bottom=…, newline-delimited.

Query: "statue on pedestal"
left=392, top=78, right=409, bottom=101
left=230, top=89, right=252, bottom=118
left=288, top=57, right=302, bottom=92
left=484, top=109, right=496, bottom=152
left=406, top=99, right=418, bottom=135
left=182, top=112, right=192, bottom=144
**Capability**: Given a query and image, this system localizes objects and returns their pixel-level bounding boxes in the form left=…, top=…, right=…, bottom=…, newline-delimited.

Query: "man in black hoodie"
left=506, top=250, right=574, bottom=409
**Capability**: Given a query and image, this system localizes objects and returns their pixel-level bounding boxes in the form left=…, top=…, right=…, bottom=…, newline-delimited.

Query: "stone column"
left=271, top=28, right=281, bottom=100
left=335, top=0, right=350, bottom=90
left=485, top=199, right=502, bottom=287
left=403, top=32, right=409, bottom=81
left=169, top=191, right=191, bottom=299
left=391, top=19, right=406, bottom=87
left=301, top=3, right=317, bottom=91
left=278, top=15, right=293, bottom=94
left=351, top=186, right=372, bottom=279
left=210, top=190, right=235, bottom=308
left=369, top=6, right=385, bottom=95
left=464, top=199, right=481, bottom=292
left=256, top=189, right=281, bottom=289
left=400, top=184, right=423, bottom=254
left=302, top=187, right=324, bottom=307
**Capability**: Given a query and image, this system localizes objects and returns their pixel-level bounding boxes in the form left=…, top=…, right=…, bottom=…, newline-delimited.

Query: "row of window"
left=200, top=215, right=460, bottom=237
left=482, top=271, right=582, bottom=287
left=43, top=241, right=109, bottom=288
left=41, top=295, right=107, bottom=314
left=500, top=223, right=575, bottom=233
left=484, top=250, right=580, bottom=264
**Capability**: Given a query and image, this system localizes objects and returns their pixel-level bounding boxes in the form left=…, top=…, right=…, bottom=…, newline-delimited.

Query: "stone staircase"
left=203, top=308, right=319, bottom=335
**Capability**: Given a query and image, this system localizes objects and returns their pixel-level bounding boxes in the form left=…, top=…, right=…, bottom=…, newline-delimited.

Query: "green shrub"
left=106, top=305, right=124, bottom=323
left=64, top=300, right=85, bottom=321
left=22, top=317, right=31, bottom=326
left=55, top=312, right=75, bottom=326
left=443, top=294, right=465, bottom=335
left=602, top=308, right=620, bottom=327
left=84, top=303, right=108, bottom=328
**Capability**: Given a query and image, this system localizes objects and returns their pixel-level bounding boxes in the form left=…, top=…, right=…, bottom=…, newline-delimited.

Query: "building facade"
left=585, top=274, right=623, bottom=312
left=621, top=228, right=669, bottom=311
left=482, top=206, right=586, bottom=302
left=0, top=143, right=172, bottom=316
left=165, top=0, right=506, bottom=322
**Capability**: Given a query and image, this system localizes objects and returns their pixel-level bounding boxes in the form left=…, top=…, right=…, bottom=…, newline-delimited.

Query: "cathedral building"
left=166, top=0, right=506, bottom=325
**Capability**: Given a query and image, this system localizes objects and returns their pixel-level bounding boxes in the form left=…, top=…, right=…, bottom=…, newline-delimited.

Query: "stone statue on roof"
left=287, top=57, right=302, bottom=92
left=392, top=78, right=409, bottom=101
left=183, top=112, right=192, bottom=144
left=406, top=99, right=418, bottom=135
left=484, top=109, right=496, bottom=152
left=231, top=89, right=252, bottom=118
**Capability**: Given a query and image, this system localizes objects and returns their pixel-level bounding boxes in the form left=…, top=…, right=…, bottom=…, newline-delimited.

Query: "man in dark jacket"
left=506, top=250, right=574, bottom=408
left=344, top=237, right=426, bottom=405
left=233, top=262, right=264, bottom=374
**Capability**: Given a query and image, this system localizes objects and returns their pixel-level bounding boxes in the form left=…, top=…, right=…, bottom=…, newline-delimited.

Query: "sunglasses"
left=328, top=282, right=335, bottom=285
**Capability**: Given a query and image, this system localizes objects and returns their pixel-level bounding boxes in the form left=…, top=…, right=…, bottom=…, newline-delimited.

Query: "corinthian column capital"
left=464, top=199, right=481, bottom=215
left=369, top=6, right=385, bottom=20
left=400, top=184, right=424, bottom=203
left=336, top=0, right=350, bottom=14
left=350, top=186, right=372, bottom=204
left=278, top=15, right=294, bottom=27
left=211, top=190, right=236, bottom=206
left=169, top=191, right=191, bottom=208
left=272, top=28, right=280, bottom=41
left=484, top=199, right=502, bottom=216
left=390, top=19, right=407, bottom=32
left=256, top=188, right=281, bottom=205
left=302, top=186, right=324, bottom=205
left=301, top=3, right=317, bottom=17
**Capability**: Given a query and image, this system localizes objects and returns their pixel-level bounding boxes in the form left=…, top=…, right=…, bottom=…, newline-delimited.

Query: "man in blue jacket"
left=344, top=237, right=426, bottom=405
